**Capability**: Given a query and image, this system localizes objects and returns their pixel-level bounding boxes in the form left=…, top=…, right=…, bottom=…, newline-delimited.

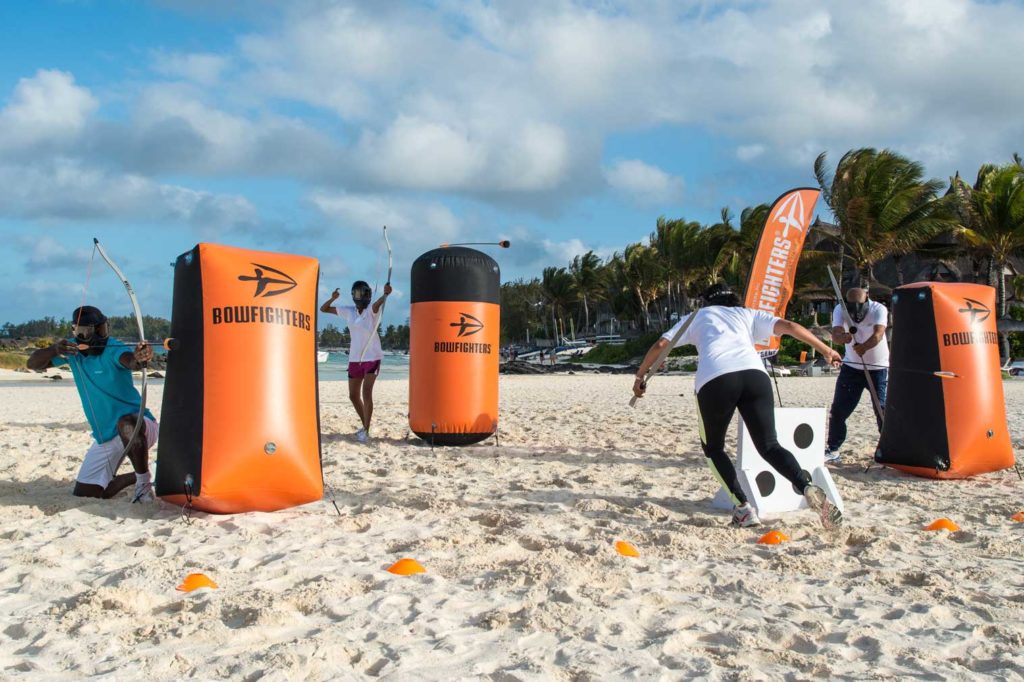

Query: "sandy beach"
left=1, top=371, right=1023, bottom=679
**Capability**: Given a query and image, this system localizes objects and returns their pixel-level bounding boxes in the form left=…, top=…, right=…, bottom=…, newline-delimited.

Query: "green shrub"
left=0, top=351, right=27, bottom=370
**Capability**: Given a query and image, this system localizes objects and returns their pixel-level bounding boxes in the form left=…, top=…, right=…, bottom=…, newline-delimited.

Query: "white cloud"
left=490, top=223, right=613, bottom=275
left=309, top=190, right=463, bottom=264
left=18, top=235, right=93, bottom=270
left=221, top=0, right=1024, bottom=189
left=603, top=159, right=684, bottom=205
left=737, top=144, right=766, bottom=162
left=0, top=70, right=97, bottom=149
left=541, top=238, right=590, bottom=266
left=152, top=51, right=230, bottom=85
left=0, top=158, right=258, bottom=229
left=353, top=116, right=570, bottom=193
left=4, top=1, right=1024, bottom=222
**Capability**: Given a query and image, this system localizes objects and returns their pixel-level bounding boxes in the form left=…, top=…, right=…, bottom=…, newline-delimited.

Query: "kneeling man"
left=28, top=306, right=157, bottom=501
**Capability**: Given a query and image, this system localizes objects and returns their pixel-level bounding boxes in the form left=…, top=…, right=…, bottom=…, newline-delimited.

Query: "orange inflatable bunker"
left=155, top=243, right=323, bottom=512
left=876, top=282, right=1014, bottom=478
left=409, top=247, right=500, bottom=445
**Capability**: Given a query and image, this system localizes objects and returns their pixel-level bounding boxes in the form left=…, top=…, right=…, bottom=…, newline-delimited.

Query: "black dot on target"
left=756, top=471, right=776, bottom=497
left=794, top=423, right=814, bottom=449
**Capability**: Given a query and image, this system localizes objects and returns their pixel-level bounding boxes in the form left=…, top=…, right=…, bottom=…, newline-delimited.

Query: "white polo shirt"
left=334, top=305, right=383, bottom=363
left=661, top=306, right=779, bottom=392
left=832, top=300, right=889, bottom=369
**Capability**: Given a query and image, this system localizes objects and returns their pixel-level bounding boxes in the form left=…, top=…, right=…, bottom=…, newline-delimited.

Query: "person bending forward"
left=633, top=283, right=843, bottom=529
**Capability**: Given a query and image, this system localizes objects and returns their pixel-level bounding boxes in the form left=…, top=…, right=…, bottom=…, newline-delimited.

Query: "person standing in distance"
left=825, top=288, right=889, bottom=463
left=321, top=281, right=392, bottom=443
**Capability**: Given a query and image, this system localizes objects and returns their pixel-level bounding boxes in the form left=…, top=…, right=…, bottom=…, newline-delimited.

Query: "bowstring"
left=74, top=245, right=124, bottom=485
left=355, top=231, right=388, bottom=363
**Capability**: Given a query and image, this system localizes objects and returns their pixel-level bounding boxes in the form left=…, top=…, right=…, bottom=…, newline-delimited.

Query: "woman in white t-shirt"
left=633, top=282, right=843, bottom=530
left=321, top=280, right=392, bottom=443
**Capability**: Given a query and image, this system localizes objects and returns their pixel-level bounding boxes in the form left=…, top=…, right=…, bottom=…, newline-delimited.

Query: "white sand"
left=1, top=373, right=1023, bottom=679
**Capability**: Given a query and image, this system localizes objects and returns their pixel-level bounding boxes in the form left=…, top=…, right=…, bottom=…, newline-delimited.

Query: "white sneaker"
left=824, top=448, right=841, bottom=464
left=804, top=485, right=842, bottom=530
left=131, top=481, right=155, bottom=504
left=731, top=503, right=761, bottom=527
left=355, top=428, right=368, bottom=444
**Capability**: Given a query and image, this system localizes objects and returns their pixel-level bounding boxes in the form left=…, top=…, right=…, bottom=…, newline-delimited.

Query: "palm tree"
left=694, top=222, right=736, bottom=288
left=814, top=148, right=955, bottom=287
left=666, top=218, right=706, bottom=311
left=951, top=162, right=1024, bottom=360
left=649, top=216, right=689, bottom=315
left=714, top=204, right=771, bottom=290
left=540, top=266, right=576, bottom=341
left=569, top=251, right=605, bottom=334
left=500, top=278, right=545, bottom=342
left=619, top=243, right=664, bottom=330
left=602, top=252, right=640, bottom=331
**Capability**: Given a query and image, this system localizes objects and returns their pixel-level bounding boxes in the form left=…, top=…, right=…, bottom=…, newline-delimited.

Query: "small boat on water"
left=317, top=350, right=329, bottom=363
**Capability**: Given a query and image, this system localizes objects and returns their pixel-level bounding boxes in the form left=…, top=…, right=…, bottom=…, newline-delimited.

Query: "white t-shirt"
left=661, top=306, right=779, bottom=392
left=334, top=305, right=383, bottom=363
left=831, top=300, right=889, bottom=369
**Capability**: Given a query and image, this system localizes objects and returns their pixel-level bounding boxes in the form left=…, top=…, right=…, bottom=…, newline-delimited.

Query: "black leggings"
left=696, top=369, right=811, bottom=505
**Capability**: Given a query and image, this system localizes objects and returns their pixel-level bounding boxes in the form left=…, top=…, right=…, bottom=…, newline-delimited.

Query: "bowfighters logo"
left=434, top=312, right=491, bottom=354
left=943, top=297, right=996, bottom=347
left=958, top=298, right=991, bottom=325
left=450, top=312, right=484, bottom=337
left=771, top=191, right=807, bottom=239
left=238, top=263, right=297, bottom=298
left=210, top=261, right=310, bottom=331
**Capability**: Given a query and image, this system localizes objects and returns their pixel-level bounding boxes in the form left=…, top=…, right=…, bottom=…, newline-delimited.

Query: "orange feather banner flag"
left=743, top=187, right=820, bottom=357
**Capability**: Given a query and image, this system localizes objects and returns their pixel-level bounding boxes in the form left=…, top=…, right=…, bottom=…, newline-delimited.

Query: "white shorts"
left=77, top=417, right=159, bottom=489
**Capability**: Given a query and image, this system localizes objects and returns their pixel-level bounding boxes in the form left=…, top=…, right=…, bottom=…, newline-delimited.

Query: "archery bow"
left=355, top=226, right=392, bottom=362
left=827, top=266, right=883, bottom=423
left=92, top=238, right=149, bottom=481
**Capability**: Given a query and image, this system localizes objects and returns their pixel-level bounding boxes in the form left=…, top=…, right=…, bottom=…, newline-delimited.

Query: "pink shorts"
left=348, top=360, right=381, bottom=379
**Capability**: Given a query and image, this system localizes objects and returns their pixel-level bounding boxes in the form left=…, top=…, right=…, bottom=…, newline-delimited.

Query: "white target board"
left=712, top=407, right=844, bottom=518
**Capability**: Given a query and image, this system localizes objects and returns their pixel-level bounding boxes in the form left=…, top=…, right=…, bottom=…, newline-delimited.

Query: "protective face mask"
left=81, top=333, right=109, bottom=356
left=352, top=290, right=372, bottom=308
left=73, top=324, right=96, bottom=343
left=846, top=300, right=868, bottom=323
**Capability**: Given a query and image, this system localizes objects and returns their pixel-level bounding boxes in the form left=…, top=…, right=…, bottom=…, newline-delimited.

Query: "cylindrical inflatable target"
left=156, top=243, right=323, bottom=512
left=409, top=247, right=500, bottom=445
left=876, top=282, right=1014, bottom=478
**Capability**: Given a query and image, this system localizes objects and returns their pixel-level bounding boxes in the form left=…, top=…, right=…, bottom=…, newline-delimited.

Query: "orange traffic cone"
left=924, top=518, right=960, bottom=532
left=757, top=530, right=790, bottom=545
left=177, top=573, right=218, bottom=592
left=386, top=558, right=426, bottom=575
left=614, top=540, right=640, bottom=557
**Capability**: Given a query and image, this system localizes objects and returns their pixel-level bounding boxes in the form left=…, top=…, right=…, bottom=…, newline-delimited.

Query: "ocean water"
left=317, top=350, right=409, bottom=380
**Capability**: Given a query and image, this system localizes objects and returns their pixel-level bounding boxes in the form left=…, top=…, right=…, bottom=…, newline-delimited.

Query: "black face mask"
left=846, top=300, right=868, bottom=323
left=352, top=289, right=372, bottom=309
left=76, top=330, right=109, bottom=356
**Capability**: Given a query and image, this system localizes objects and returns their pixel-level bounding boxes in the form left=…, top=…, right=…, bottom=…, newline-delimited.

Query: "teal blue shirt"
left=52, top=338, right=155, bottom=443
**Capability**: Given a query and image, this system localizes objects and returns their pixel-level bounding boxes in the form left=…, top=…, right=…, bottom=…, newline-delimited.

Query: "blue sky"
left=2, top=0, right=1023, bottom=329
